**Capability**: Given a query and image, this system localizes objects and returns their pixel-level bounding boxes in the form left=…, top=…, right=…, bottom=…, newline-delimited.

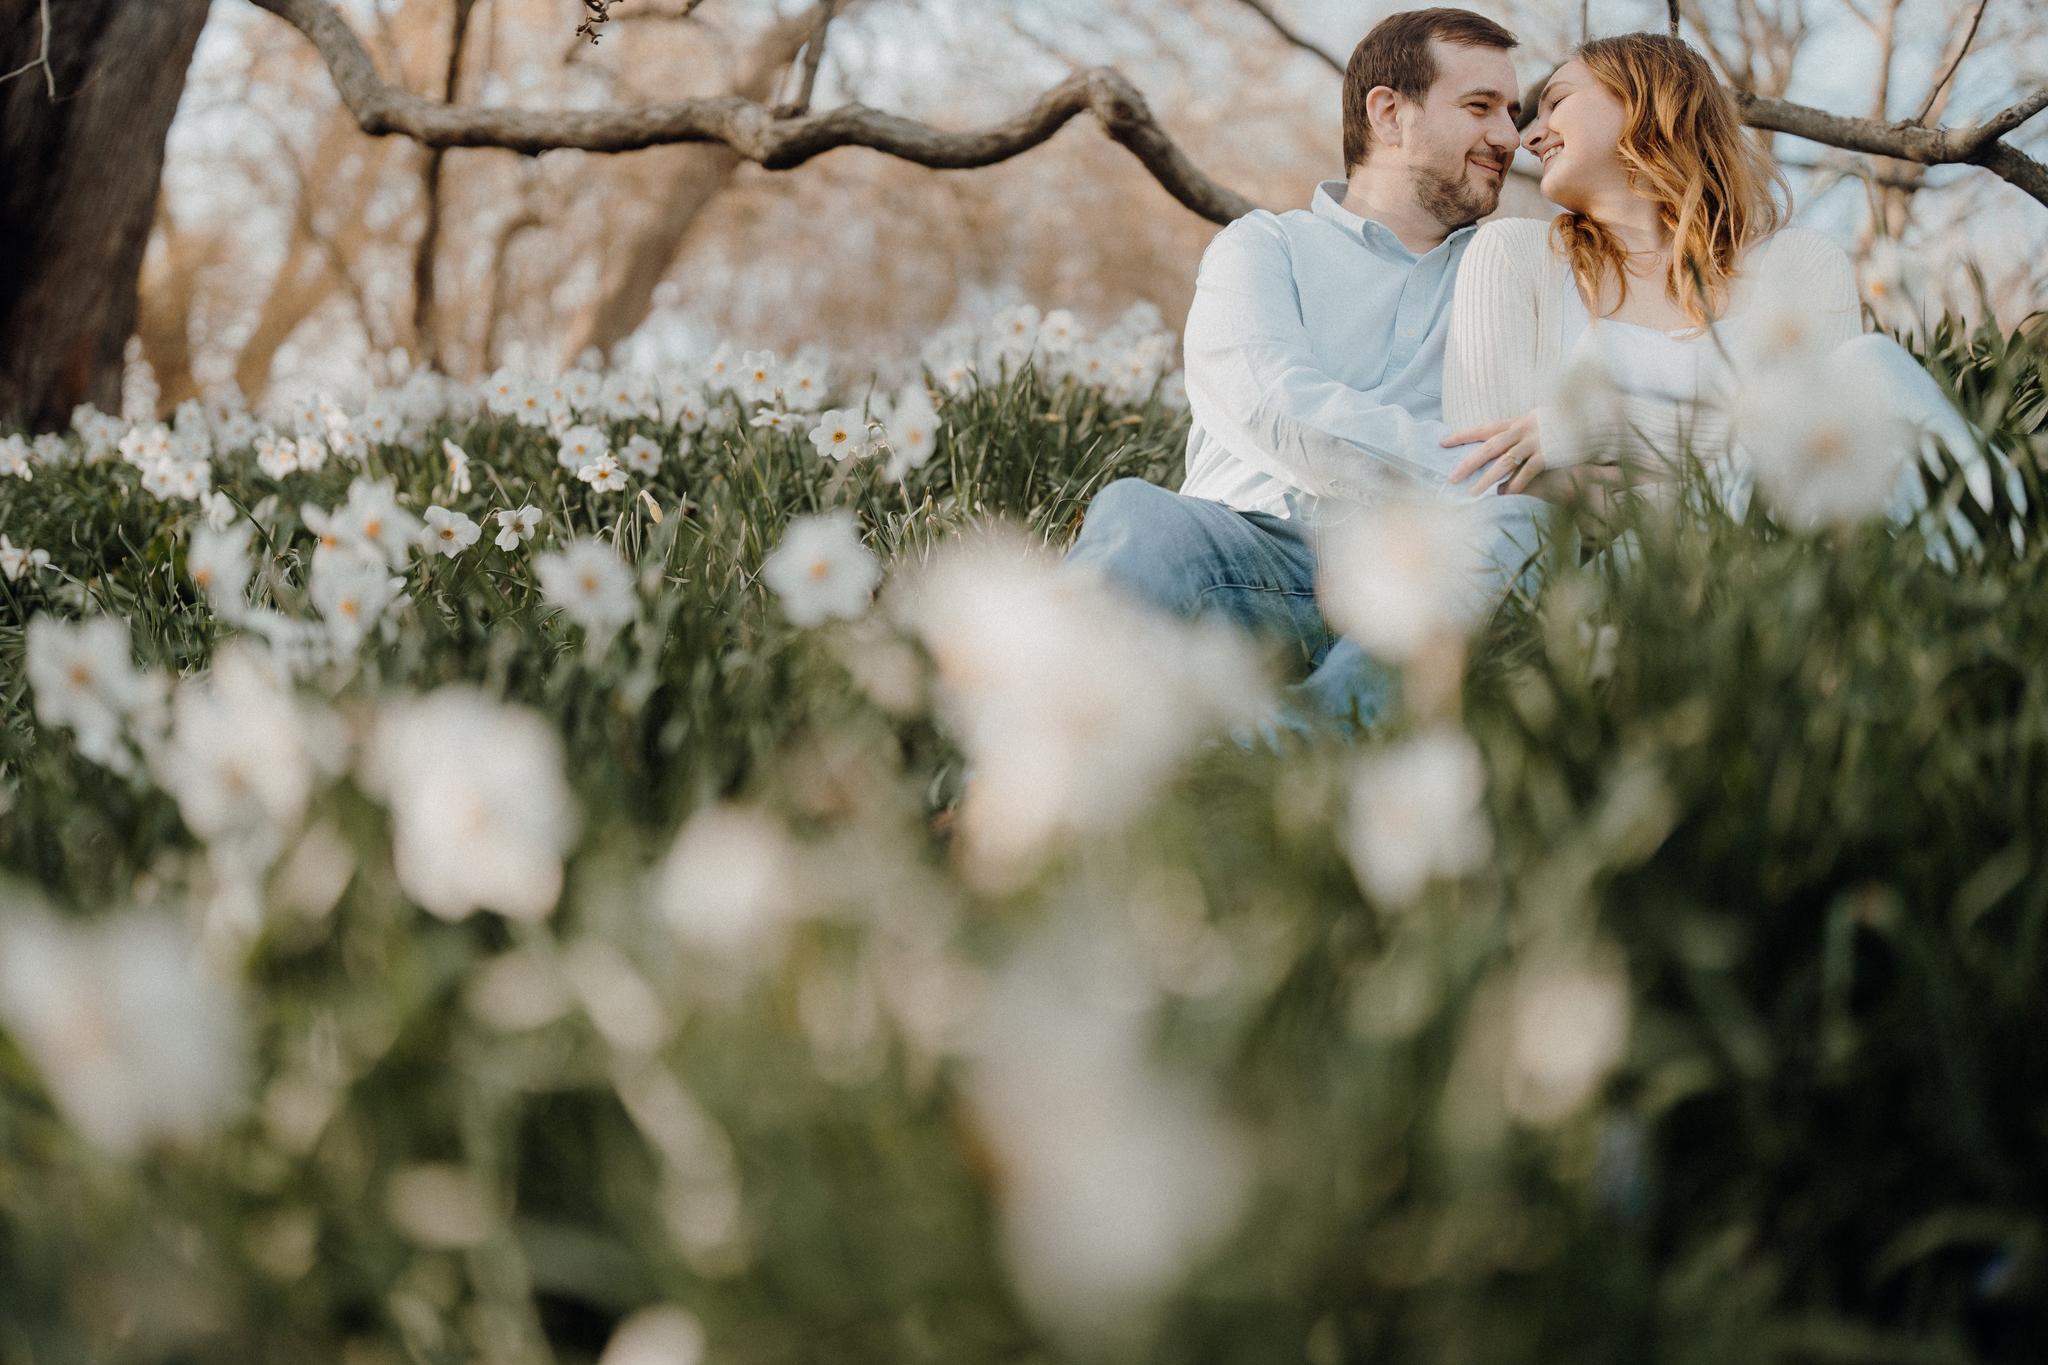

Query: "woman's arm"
left=1442, top=221, right=1541, bottom=433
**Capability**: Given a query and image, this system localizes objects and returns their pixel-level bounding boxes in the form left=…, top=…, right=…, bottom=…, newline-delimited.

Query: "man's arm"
left=1182, top=214, right=1462, bottom=502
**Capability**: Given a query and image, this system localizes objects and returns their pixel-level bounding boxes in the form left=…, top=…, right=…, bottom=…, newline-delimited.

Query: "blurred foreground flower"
left=25, top=615, right=166, bottom=775
left=881, top=383, right=943, bottom=480
left=535, top=536, right=637, bottom=646
left=155, top=645, right=341, bottom=875
left=1316, top=499, right=1498, bottom=663
left=363, top=687, right=577, bottom=922
left=310, top=546, right=405, bottom=652
left=653, top=802, right=803, bottom=970
left=760, top=510, right=881, bottom=627
left=1736, top=340, right=1917, bottom=528
left=1506, top=944, right=1631, bottom=1125
left=899, top=528, right=1270, bottom=889
left=0, top=901, right=246, bottom=1157
left=186, top=522, right=253, bottom=612
left=1344, top=726, right=1492, bottom=905
left=0, top=532, right=52, bottom=581
left=1859, top=238, right=1928, bottom=333
left=599, top=1305, right=706, bottom=1365
left=384, top=1162, right=495, bottom=1249
left=965, top=917, right=1250, bottom=1354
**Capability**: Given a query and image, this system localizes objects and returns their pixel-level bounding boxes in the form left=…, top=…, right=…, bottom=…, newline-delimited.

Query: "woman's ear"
left=1365, top=86, right=1405, bottom=151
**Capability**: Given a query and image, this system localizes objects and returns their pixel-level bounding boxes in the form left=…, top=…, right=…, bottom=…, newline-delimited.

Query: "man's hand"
left=1443, top=414, right=1545, bottom=495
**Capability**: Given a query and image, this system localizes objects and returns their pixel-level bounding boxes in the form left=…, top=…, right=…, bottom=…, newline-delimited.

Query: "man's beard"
left=1416, top=160, right=1498, bottom=231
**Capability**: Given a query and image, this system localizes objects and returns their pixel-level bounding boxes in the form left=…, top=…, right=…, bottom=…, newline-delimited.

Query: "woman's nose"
left=1521, top=123, right=1546, bottom=155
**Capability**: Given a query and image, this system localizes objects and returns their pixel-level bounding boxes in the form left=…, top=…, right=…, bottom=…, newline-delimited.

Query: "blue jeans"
left=1062, top=477, right=1394, bottom=736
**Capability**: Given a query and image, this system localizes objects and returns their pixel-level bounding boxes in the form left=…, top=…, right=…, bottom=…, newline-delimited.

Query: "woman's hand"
left=1443, top=414, right=1546, bottom=495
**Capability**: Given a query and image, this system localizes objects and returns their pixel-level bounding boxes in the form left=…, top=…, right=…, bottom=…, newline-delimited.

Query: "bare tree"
left=567, top=1, right=830, bottom=362
left=412, top=0, right=481, bottom=370
left=0, top=0, right=210, bottom=428
left=3, top=0, right=2043, bottom=428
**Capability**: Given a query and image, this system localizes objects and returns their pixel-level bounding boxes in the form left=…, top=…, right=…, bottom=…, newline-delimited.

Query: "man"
left=1064, top=8, right=1523, bottom=731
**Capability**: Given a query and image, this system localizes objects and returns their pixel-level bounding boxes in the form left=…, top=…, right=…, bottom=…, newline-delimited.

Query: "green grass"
left=1, top=314, right=2046, bottom=1365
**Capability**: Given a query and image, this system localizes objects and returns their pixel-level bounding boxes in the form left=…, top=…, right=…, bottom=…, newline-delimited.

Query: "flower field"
left=3, top=303, right=2048, bottom=1365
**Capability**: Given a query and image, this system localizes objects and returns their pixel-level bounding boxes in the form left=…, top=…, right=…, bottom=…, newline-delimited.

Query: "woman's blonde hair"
left=1552, top=33, right=1789, bottom=331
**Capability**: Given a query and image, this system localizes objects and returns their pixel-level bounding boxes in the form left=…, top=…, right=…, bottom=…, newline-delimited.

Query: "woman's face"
left=1522, top=58, right=1631, bottom=211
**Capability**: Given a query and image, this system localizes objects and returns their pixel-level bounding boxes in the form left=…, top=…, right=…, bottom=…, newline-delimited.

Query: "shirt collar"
left=1310, top=179, right=1477, bottom=259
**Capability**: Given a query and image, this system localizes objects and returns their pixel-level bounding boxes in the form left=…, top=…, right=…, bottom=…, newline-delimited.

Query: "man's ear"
left=1364, top=86, right=1406, bottom=150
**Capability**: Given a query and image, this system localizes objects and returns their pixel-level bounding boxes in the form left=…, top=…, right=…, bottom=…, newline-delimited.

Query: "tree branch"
left=1917, top=0, right=1990, bottom=125
left=0, top=0, right=55, bottom=97
left=1979, top=141, right=2048, bottom=205
left=243, top=0, right=1255, bottom=223
left=1231, top=0, right=1343, bottom=76
left=245, top=0, right=2046, bottom=223
left=1735, top=89, right=2048, bottom=207
left=1969, top=90, right=2048, bottom=150
left=774, top=0, right=840, bottom=118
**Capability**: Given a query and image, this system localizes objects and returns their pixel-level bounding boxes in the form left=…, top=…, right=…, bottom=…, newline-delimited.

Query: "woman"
left=1436, top=32, right=1975, bottom=549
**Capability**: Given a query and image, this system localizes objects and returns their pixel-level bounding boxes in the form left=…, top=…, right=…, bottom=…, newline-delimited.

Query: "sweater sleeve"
left=1443, top=219, right=1544, bottom=432
left=1780, top=228, right=1865, bottom=351
left=1445, top=218, right=1619, bottom=472
left=1740, top=228, right=1866, bottom=353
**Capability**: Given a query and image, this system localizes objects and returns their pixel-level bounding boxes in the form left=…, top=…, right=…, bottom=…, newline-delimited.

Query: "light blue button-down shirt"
left=1179, top=180, right=1476, bottom=526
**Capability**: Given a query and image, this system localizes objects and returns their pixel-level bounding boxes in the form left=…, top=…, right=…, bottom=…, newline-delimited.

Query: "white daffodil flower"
left=1343, top=726, right=1492, bottom=906
left=619, top=433, right=662, bottom=475
left=1316, top=499, right=1497, bottom=662
left=760, top=510, right=881, bottom=627
left=187, top=522, right=254, bottom=610
left=807, top=408, right=869, bottom=462
left=310, top=546, right=405, bottom=651
left=736, top=349, right=782, bottom=406
left=0, top=433, right=32, bottom=480
left=0, top=904, right=247, bottom=1158
left=422, top=505, right=481, bottom=557
left=882, top=384, right=943, bottom=481
left=361, top=686, right=577, bottom=923
left=24, top=615, right=166, bottom=775
left=1, top=533, right=52, bottom=582
left=555, top=423, right=609, bottom=472
left=534, top=536, right=636, bottom=645
left=255, top=433, right=301, bottom=480
left=441, top=438, right=473, bottom=494
left=577, top=453, right=628, bottom=494
left=494, top=504, right=543, bottom=552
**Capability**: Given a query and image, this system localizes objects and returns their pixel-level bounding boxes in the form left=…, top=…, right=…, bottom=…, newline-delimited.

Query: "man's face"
left=1396, top=40, right=1522, bottom=229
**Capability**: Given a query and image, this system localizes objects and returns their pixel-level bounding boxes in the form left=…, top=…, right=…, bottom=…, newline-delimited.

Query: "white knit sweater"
left=1442, top=216, right=1865, bottom=471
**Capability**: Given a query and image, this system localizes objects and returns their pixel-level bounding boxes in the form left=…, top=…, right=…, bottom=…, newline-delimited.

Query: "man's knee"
left=1065, top=477, right=1202, bottom=616
left=1076, top=477, right=1178, bottom=542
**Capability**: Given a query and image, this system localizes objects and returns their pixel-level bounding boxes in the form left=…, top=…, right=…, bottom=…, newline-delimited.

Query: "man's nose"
left=1484, top=110, right=1519, bottom=155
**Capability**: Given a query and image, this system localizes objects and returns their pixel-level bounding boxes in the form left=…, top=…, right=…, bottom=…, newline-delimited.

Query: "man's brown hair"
left=1342, top=8, right=1519, bottom=172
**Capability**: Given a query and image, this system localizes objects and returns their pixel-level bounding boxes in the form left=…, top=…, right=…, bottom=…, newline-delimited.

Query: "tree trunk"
left=0, top=0, right=211, bottom=430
